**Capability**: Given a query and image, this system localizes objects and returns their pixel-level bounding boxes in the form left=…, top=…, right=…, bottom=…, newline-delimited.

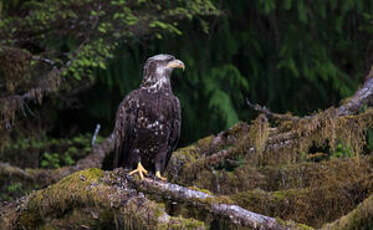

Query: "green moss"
left=196, top=135, right=214, bottom=149
left=154, top=202, right=167, bottom=218
left=158, top=215, right=206, bottom=230
left=322, top=195, right=373, bottom=230
left=187, top=186, right=214, bottom=196
left=172, top=145, right=199, bottom=164
left=231, top=173, right=373, bottom=228
left=19, top=168, right=105, bottom=228
left=19, top=212, right=41, bottom=230
left=39, top=224, right=57, bottom=230
left=276, top=218, right=314, bottom=230
left=205, top=195, right=234, bottom=205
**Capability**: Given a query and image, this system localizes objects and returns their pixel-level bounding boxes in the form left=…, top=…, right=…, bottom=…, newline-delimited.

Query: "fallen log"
left=0, top=168, right=205, bottom=230
left=0, top=168, right=312, bottom=230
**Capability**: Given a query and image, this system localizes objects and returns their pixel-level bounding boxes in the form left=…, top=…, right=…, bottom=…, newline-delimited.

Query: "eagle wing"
left=165, top=96, right=181, bottom=170
left=113, top=90, right=139, bottom=169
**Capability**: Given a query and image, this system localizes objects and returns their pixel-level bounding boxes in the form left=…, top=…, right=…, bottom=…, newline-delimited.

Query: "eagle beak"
left=166, top=59, right=185, bottom=71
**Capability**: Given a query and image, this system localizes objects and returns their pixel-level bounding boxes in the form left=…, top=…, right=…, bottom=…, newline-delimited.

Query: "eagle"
left=113, top=54, right=184, bottom=180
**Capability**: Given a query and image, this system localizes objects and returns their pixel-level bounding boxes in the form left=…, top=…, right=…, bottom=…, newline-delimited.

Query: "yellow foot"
left=155, top=171, right=167, bottom=181
left=129, top=162, right=148, bottom=180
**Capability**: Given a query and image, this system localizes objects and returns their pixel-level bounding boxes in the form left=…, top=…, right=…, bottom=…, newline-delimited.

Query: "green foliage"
left=205, top=64, right=249, bottom=128
left=41, top=152, right=60, bottom=169
left=80, top=0, right=372, bottom=145
left=0, top=0, right=220, bottom=93
left=63, top=153, right=75, bottom=166
left=7, top=182, right=23, bottom=194
left=1, top=133, right=97, bottom=168
left=331, top=142, right=354, bottom=159
left=367, top=128, right=373, bottom=152
left=0, top=182, right=24, bottom=201
left=1, top=0, right=372, bottom=147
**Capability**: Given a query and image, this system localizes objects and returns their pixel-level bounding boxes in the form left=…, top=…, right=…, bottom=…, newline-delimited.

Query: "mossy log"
left=126, top=171, right=295, bottom=230
left=232, top=173, right=373, bottom=228
left=0, top=168, right=205, bottom=230
left=168, top=108, right=373, bottom=186
left=0, top=168, right=310, bottom=230
left=322, top=194, right=373, bottom=230
left=178, top=156, right=373, bottom=195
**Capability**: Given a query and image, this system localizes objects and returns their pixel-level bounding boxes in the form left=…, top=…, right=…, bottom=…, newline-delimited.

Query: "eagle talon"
left=129, top=162, right=148, bottom=180
left=155, top=171, right=167, bottom=181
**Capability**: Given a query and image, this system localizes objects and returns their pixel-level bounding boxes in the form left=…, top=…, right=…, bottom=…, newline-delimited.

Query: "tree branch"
left=322, top=194, right=373, bottom=230
left=129, top=175, right=297, bottom=230
left=0, top=168, right=206, bottom=230
left=337, top=66, right=373, bottom=116
left=246, top=99, right=301, bottom=121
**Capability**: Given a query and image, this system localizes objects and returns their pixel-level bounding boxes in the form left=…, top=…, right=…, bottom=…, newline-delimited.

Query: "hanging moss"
left=232, top=173, right=373, bottom=228
left=248, top=114, right=269, bottom=164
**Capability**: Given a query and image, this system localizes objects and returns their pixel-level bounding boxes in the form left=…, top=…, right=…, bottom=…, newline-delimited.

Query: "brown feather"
left=113, top=54, right=182, bottom=175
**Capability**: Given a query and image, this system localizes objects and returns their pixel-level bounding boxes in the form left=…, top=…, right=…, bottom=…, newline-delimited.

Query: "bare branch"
left=246, top=98, right=301, bottom=121
left=337, top=66, right=373, bottom=116
left=126, top=170, right=303, bottom=230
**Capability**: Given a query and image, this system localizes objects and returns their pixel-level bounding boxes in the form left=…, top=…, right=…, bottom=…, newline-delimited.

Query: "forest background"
left=1, top=0, right=372, bottom=148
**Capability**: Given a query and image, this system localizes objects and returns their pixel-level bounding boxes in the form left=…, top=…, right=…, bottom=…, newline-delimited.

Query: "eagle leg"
left=155, top=171, right=167, bottom=181
left=128, top=162, right=148, bottom=180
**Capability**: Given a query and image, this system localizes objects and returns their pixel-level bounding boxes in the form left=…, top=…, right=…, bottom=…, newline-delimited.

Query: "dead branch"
left=246, top=99, right=301, bottom=121
left=247, top=67, right=373, bottom=120
left=130, top=176, right=291, bottom=230
left=337, top=67, right=373, bottom=116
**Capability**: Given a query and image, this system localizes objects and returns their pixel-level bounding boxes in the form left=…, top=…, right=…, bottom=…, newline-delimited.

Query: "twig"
left=32, top=56, right=55, bottom=65
left=337, top=67, right=373, bottom=116
left=246, top=98, right=301, bottom=121
left=91, top=124, right=101, bottom=146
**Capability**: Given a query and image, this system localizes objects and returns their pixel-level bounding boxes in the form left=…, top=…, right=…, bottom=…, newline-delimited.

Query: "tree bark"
left=130, top=175, right=291, bottom=230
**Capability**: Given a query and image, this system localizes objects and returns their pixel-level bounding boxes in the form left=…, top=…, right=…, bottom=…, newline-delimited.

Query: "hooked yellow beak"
left=166, top=59, right=185, bottom=71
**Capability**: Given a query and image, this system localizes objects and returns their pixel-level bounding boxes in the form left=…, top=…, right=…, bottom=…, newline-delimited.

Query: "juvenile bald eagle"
left=113, top=54, right=184, bottom=180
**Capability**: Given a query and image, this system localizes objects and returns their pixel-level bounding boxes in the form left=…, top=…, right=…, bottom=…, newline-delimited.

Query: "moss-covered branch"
left=337, top=67, right=373, bottom=116
left=1, top=167, right=312, bottom=230
left=231, top=172, right=373, bottom=228
left=322, top=194, right=373, bottom=230
left=129, top=173, right=291, bottom=229
left=168, top=104, right=372, bottom=186
left=0, top=168, right=206, bottom=230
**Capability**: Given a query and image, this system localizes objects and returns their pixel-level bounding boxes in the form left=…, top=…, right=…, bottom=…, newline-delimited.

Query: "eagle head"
left=142, top=54, right=185, bottom=89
